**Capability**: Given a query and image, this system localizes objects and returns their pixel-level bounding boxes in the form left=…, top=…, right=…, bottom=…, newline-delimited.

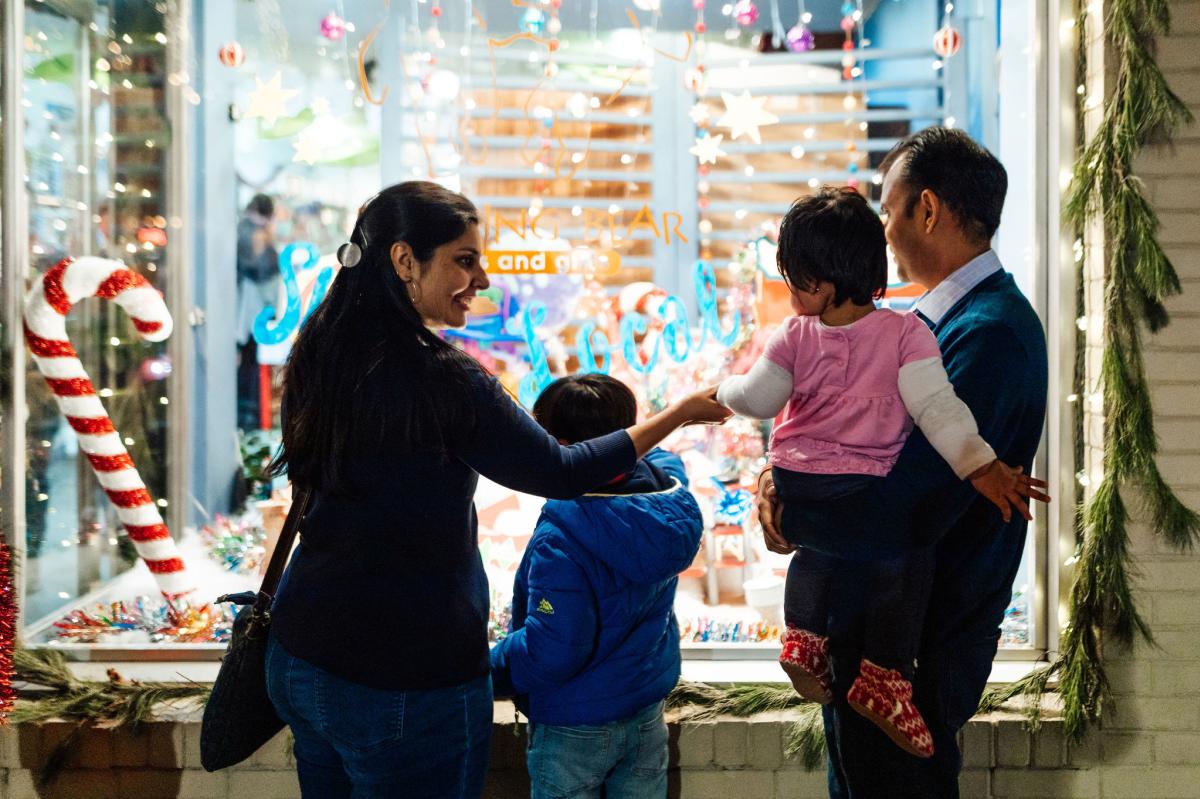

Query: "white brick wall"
left=1082, top=2, right=1200, bottom=797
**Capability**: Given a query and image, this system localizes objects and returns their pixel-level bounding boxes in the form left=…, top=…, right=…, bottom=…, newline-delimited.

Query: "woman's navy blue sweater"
left=271, top=368, right=636, bottom=691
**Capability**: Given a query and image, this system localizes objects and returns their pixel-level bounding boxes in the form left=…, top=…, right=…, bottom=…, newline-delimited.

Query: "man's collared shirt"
left=911, top=249, right=1003, bottom=326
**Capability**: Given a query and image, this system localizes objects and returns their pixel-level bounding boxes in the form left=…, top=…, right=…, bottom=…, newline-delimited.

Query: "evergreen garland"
left=12, top=649, right=210, bottom=785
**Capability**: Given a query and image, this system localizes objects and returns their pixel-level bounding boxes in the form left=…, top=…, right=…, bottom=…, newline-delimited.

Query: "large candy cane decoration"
left=23, top=257, right=192, bottom=598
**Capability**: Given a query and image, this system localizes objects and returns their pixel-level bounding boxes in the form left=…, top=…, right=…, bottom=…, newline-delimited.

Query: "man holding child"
left=756, top=127, right=1050, bottom=797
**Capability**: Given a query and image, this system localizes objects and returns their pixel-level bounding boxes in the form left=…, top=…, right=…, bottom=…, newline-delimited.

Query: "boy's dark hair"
left=879, top=126, right=1008, bottom=243
left=533, top=374, right=637, bottom=444
left=776, top=187, right=887, bottom=306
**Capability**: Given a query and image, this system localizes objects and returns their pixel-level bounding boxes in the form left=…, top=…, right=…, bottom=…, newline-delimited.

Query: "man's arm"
left=766, top=322, right=1044, bottom=560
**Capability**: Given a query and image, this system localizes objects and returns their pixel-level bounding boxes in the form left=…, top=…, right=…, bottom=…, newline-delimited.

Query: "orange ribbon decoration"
left=356, top=1, right=391, bottom=106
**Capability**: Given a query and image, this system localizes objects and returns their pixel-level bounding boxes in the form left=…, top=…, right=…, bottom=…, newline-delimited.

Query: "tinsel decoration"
left=987, top=0, right=1198, bottom=740
left=0, top=540, right=16, bottom=723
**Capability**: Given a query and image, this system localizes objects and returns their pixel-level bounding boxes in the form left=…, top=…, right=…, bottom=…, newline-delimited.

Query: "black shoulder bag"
left=200, top=487, right=313, bottom=772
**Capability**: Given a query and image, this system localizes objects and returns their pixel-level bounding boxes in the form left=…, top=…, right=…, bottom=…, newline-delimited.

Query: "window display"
left=5, top=0, right=1045, bottom=662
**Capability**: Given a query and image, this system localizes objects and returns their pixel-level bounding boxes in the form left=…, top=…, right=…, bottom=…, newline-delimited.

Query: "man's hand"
left=756, top=469, right=795, bottom=554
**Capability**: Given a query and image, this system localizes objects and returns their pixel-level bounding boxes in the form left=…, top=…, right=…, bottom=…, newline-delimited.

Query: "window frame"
left=0, top=0, right=1077, bottom=668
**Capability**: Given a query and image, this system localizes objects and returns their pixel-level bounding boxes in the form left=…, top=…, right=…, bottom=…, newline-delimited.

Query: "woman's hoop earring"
left=405, top=278, right=421, bottom=304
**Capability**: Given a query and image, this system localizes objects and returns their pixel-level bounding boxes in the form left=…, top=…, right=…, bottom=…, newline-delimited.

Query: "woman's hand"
left=626, top=387, right=731, bottom=459
left=678, top=386, right=733, bottom=426
left=755, top=469, right=795, bottom=554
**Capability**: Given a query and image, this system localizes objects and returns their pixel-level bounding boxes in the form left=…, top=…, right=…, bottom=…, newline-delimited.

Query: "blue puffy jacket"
left=490, top=449, right=703, bottom=725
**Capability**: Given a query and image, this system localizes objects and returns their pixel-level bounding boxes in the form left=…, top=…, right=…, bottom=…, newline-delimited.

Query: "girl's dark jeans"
left=774, top=467, right=935, bottom=677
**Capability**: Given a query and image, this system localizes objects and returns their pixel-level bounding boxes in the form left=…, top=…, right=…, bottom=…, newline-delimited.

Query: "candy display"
left=488, top=591, right=513, bottom=643
left=1000, top=588, right=1030, bottom=647
left=679, top=618, right=780, bottom=644
left=52, top=598, right=235, bottom=645
left=198, top=513, right=269, bottom=575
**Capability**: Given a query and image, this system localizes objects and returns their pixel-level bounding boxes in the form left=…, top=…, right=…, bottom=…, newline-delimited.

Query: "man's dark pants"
left=822, top=502, right=1028, bottom=798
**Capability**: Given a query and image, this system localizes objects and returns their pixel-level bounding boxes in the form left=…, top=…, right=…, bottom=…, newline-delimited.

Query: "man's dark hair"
left=533, top=374, right=637, bottom=444
left=880, top=126, right=1007, bottom=242
left=776, top=187, right=887, bottom=306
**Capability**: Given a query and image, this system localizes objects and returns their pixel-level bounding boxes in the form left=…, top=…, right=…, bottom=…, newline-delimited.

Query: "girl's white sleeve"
left=897, top=356, right=996, bottom=479
left=717, top=358, right=794, bottom=420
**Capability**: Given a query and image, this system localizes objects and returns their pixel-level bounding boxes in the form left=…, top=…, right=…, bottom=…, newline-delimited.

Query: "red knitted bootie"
left=846, top=658, right=934, bottom=758
left=778, top=626, right=833, bottom=704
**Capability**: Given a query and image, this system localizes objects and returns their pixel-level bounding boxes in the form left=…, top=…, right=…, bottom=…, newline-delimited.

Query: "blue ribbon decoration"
left=253, top=242, right=322, bottom=345
left=575, top=321, right=611, bottom=374
left=710, top=476, right=753, bottom=526
left=694, top=260, right=741, bottom=349
left=657, top=294, right=692, bottom=363
left=517, top=301, right=554, bottom=407
left=620, top=311, right=661, bottom=375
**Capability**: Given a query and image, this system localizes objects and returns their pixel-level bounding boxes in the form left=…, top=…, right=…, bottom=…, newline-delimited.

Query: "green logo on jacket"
left=536, top=598, right=555, bottom=615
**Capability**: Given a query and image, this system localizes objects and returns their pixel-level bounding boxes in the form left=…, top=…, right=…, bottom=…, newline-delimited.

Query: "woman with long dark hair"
left=265, top=181, right=729, bottom=798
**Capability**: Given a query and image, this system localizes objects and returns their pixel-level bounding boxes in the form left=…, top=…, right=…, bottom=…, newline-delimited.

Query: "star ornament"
left=688, top=102, right=711, bottom=126
left=716, top=91, right=779, bottom=144
left=292, top=127, right=324, bottom=165
left=245, top=71, right=299, bottom=128
left=689, top=133, right=726, bottom=165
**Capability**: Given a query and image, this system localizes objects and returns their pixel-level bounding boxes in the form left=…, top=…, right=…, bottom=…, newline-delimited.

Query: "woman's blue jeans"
left=266, top=632, right=492, bottom=798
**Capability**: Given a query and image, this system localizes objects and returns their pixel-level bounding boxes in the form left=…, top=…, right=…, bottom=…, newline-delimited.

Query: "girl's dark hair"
left=532, top=374, right=637, bottom=444
left=270, top=181, right=481, bottom=496
left=776, top=187, right=887, bottom=306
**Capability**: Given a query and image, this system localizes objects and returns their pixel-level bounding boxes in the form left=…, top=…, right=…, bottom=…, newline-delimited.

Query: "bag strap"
left=255, top=486, right=313, bottom=609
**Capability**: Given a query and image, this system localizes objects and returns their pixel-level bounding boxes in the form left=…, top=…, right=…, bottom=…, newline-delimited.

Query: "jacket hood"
left=540, top=459, right=703, bottom=584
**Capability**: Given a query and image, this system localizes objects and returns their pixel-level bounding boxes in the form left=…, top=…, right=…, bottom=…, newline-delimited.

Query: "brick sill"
left=0, top=696, right=1087, bottom=799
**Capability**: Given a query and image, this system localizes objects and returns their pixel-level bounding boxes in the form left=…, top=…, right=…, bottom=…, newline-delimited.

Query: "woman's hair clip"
left=336, top=241, right=362, bottom=268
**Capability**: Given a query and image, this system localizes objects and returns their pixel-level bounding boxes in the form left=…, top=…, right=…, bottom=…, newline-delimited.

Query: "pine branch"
left=976, top=664, right=1055, bottom=728
left=667, top=681, right=825, bottom=771
left=1143, top=466, right=1200, bottom=551
left=675, top=683, right=805, bottom=722
left=666, top=680, right=729, bottom=709
left=782, top=704, right=827, bottom=770
left=14, top=649, right=80, bottom=692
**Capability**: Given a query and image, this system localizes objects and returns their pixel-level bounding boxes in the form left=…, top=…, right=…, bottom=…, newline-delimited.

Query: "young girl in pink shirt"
left=718, top=188, right=1028, bottom=758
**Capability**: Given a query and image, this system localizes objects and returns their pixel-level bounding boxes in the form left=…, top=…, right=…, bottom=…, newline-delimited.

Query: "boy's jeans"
left=527, top=701, right=667, bottom=799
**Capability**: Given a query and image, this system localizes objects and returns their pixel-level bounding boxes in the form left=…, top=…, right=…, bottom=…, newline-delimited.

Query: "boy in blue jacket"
left=490, top=373, right=704, bottom=799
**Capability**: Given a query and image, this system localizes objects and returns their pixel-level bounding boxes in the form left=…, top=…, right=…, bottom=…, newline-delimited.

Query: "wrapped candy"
left=199, top=513, right=269, bottom=575
left=52, top=597, right=235, bottom=644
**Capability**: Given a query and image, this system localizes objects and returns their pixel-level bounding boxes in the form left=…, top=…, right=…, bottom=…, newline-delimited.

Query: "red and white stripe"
left=23, top=257, right=192, bottom=598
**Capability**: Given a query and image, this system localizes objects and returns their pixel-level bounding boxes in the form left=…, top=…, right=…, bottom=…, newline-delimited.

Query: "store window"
left=4, top=1, right=1054, bottom=663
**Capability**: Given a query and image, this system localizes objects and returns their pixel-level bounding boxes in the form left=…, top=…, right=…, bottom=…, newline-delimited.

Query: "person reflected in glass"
left=235, top=193, right=279, bottom=431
